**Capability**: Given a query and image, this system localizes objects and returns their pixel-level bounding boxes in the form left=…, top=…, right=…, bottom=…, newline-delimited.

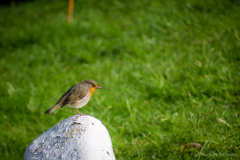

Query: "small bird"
left=45, top=79, right=101, bottom=115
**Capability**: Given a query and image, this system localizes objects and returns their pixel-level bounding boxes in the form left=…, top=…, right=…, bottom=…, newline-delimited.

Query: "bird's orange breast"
left=89, top=85, right=98, bottom=100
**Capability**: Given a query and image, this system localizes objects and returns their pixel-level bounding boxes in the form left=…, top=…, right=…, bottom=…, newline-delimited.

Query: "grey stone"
left=24, top=115, right=116, bottom=160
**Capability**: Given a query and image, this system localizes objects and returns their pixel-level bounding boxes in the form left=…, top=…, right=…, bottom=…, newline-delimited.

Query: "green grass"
left=0, top=0, right=239, bottom=159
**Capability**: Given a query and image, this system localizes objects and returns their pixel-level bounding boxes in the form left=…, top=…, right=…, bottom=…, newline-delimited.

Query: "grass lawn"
left=0, top=0, right=239, bottom=159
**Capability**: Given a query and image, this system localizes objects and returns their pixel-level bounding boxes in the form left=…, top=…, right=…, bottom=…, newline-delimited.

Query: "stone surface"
left=24, top=115, right=115, bottom=160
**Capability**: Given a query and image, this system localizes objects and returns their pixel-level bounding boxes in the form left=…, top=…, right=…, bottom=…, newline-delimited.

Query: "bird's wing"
left=61, top=84, right=89, bottom=107
left=53, top=87, right=72, bottom=107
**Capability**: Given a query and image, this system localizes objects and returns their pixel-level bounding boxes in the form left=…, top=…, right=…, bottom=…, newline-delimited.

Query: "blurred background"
left=0, top=0, right=239, bottom=159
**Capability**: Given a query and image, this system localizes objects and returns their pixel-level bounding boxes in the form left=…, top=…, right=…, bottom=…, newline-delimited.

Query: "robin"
left=44, top=79, right=101, bottom=115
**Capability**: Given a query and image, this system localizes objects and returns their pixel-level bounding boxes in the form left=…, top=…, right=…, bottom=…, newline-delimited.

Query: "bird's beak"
left=97, top=86, right=101, bottom=89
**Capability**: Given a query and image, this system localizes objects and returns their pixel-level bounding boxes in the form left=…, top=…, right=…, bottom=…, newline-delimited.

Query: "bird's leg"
left=74, top=108, right=83, bottom=116
left=71, top=108, right=77, bottom=115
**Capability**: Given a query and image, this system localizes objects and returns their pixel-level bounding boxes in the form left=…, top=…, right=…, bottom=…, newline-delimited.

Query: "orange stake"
left=68, top=0, right=74, bottom=23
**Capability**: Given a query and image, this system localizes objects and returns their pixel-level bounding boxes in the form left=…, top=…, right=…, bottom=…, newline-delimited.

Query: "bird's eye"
left=93, top=84, right=96, bottom=87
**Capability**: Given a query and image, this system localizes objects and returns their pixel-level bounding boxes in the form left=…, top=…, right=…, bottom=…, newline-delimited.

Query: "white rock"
left=24, top=115, right=116, bottom=160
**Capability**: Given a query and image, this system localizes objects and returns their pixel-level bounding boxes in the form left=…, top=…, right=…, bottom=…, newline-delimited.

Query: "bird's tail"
left=44, top=104, right=61, bottom=114
left=45, top=91, right=68, bottom=114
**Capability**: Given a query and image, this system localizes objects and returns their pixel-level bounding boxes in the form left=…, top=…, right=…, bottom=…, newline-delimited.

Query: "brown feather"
left=44, top=79, right=100, bottom=114
left=44, top=90, right=70, bottom=114
left=61, top=83, right=89, bottom=107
